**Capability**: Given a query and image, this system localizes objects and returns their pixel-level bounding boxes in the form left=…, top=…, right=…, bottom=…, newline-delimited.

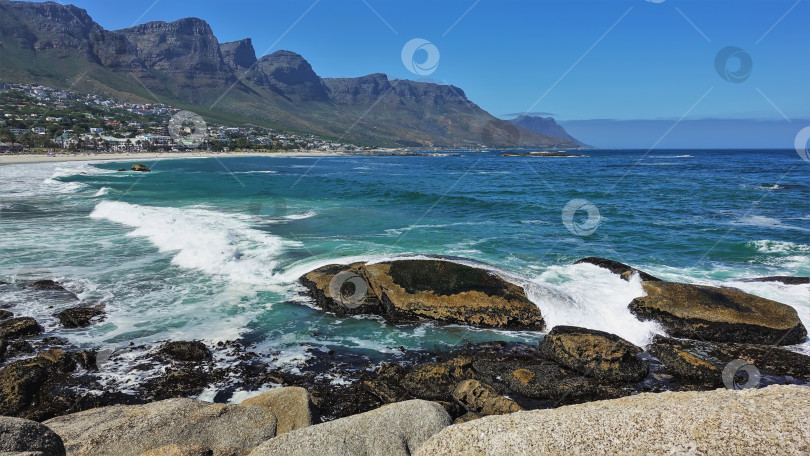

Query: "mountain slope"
left=0, top=0, right=580, bottom=148
left=507, top=115, right=585, bottom=147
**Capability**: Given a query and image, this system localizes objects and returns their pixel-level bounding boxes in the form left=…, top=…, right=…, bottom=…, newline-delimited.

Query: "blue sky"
left=41, top=0, right=810, bottom=147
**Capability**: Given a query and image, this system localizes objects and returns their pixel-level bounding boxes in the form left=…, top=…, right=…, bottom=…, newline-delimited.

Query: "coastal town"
left=0, top=82, right=363, bottom=154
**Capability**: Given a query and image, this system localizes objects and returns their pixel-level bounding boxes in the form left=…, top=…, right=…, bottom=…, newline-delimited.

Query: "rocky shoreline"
left=1, top=257, right=809, bottom=454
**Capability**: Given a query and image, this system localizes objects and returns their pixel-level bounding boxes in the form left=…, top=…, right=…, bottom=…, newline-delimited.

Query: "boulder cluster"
left=1, top=257, right=808, bottom=454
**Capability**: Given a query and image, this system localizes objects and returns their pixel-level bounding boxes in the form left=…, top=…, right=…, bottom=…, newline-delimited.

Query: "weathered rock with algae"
left=300, top=259, right=544, bottom=330
left=630, top=281, right=807, bottom=345
left=538, top=325, right=648, bottom=383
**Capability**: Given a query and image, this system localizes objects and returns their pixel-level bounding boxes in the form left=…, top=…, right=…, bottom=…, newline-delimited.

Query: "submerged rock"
left=300, top=259, right=545, bottom=330
left=0, top=416, right=66, bottom=456
left=538, top=326, right=648, bottom=383
left=574, top=257, right=662, bottom=282
left=131, top=164, right=151, bottom=172
left=414, top=385, right=810, bottom=455
left=0, top=316, right=41, bottom=339
left=117, top=168, right=126, bottom=172
left=54, top=305, right=105, bottom=328
left=629, top=281, right=807, bottom=345
left=44, top=398, right=277, bottom=456
left=25, top=280, right=78, bottom=300
left=247, top=400, right=450, bottom=456
left=240, top=387, right=313, bottom=435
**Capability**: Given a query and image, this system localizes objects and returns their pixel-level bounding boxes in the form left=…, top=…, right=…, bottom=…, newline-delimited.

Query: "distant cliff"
left=0, top=0, right=580, bottom=148
left=507, top=115, right=585, bottom=147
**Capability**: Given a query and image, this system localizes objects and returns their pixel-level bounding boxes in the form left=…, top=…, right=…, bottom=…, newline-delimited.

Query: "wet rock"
left=538, top=326, right=648, bottom=383
left=300, top=259, right=544, bottom=330
left=649, top=335, right=810, bottom=387
left=452, top=379, right=521, bottom=416
left=158, top=340, right=212, bottom=363
left=0, top=416, right=66, bottom=456
left=0, top=349, right=78, bottom=420
left=574, top=257, right=662, bottom=282
left=131, top=164, right=151, bottom=172
left=145, top=368, right=212, bottom=401
left=0, top=316, right=41, bottom=339
left=44, top=398, right=277, bottom=456
left=117, top=168, right=126, bottom=172
left=629, top=281, right=807, bottom=345
left=25, top=280, right=78, bottom=300
left=27, top=280, right=68, bottom=291
left=3, top=339, right=36, bottom=360
left=240, top=387, right=313, bottom=435
left=0, top=309, right=13, bottom=320
left=400, top=357, right=475, bottom=401
left=54, top=305, right=105, bottom=328
left=247, top=400, right=451, bottom=456
left=744, top=276, right=810, bottom=285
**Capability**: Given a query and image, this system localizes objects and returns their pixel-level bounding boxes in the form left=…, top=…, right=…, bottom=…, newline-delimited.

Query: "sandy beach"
left=0, top=150, right=356, bottom=165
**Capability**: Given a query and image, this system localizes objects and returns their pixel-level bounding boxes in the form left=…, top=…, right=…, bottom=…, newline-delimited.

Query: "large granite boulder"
left=240, top=387, right=313, bottom=435
left=247, top=400, right=451, bottom=456
left=629, top=281, right=807, bottom=345
left=0, top=317, right=41, bottom=339
left=0, top=416, right=66, bottom=456
left=300, top=260, right=544, bottom=330
left=574, top=257, right=662, bottom=282
left=538, top=326, right=648, bottom=383
left=44, top=398, right=277, bottom=456
left=415, top=385, right=810, bottom=455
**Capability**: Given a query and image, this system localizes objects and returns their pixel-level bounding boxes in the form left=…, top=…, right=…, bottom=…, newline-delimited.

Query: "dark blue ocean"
left=1, top=149, right=808, bottom=394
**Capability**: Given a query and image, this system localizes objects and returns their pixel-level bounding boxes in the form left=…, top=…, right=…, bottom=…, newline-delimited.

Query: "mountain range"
left=0, top=0, right=581, bottom=148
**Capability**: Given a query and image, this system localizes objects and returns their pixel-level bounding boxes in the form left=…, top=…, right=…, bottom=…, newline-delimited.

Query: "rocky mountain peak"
left=221, top=38, right=257, bottom=70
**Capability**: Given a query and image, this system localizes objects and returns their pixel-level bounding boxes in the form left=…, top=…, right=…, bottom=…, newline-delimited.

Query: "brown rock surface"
left=629, top=281, right=806, bottom=345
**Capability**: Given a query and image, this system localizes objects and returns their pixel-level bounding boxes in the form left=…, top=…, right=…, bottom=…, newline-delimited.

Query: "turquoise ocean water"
left=1, top=150, right=808, bottom=392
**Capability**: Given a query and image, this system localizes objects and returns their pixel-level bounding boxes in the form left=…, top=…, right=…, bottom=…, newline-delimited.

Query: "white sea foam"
left=283, top=211, right=317, bottom=220
left=93, top=187, right=112, bottom=197
left=89, top=201, right=298, bottom=285
left=524, top=263, right=663, bottom=346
